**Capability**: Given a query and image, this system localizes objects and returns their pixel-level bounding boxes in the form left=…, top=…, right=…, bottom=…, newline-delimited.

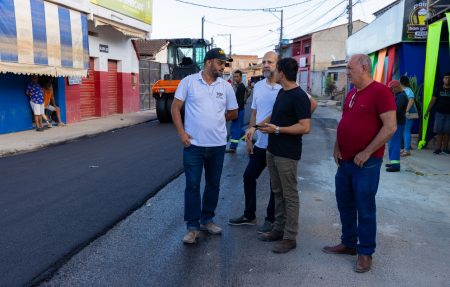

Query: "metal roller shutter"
left=80, top=58, right=96, bottom=119
left=107, top=60, right=118, bottom=115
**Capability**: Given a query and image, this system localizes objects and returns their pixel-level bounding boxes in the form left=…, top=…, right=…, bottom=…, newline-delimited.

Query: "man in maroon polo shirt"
left=322, top=54, right=397, bottom=273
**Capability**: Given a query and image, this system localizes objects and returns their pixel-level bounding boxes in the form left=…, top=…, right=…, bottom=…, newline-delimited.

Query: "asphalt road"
left=41, top=106, right=450, bottom=287
left=0, top=121, right=183, bottom=287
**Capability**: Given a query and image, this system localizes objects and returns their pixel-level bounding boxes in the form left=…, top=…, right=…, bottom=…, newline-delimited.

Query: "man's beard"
left=263, top=70, right=272, bottom=79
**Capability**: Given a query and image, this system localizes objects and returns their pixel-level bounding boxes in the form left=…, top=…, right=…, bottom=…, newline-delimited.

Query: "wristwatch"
left=274, top=126, right=280, bottom=135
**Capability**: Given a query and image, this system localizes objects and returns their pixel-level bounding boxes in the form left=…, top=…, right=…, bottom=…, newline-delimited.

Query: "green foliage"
left=408, top=75, right=423, bottom=111
left=325, top=76, right=336, bottom=96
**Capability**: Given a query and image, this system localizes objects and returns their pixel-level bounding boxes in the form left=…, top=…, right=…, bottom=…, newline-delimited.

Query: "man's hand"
left=246, top=140, right=254, bottom=154
left=258, top=123, right=275, bottom=134
left=179, top=132, right=192, bottom=147
left=333, top=144, right=342, bottom=166
left=424, top=111, right=430, bottom=120
left=353, top=150, right=371, bottom=168
left=245, top=127, right=256, bottom=142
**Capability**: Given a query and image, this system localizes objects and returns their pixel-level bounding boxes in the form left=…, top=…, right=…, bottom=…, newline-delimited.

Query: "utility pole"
left=201, top=16, right=205, bottom=40
left=263, top=9, right=283, bottom=54
left=348, top=0, right=353, bottom=37
left=217, top=33, right=231, bottom=57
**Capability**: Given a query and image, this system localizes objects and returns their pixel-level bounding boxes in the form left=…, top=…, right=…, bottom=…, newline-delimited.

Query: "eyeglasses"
left=349, top=92, right=357, bottom=108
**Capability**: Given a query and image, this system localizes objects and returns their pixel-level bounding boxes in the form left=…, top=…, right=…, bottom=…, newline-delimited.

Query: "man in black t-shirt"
left=258, top=58, right=311, bottom=253
left=425, top=72, right=450, bottom=154
left=227, top=70, right=247, bottom=152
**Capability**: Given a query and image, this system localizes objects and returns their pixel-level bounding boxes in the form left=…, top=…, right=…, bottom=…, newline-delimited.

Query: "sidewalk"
left=0, top=110, right=157, bottom=157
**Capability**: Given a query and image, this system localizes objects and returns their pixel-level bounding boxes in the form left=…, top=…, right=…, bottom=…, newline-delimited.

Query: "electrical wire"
left=175, top=0, right=314, bottom=11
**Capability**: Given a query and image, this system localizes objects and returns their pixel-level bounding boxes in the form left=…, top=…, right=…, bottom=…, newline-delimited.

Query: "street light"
left=217, top=33, right=232, bottom=57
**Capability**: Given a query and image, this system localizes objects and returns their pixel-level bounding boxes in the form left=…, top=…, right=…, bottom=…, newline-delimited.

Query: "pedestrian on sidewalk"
left=228, top=51, right=281, bottom=232
left=257, top=57, right=311, bottom=254
left=425, top=72, right=450, bottom=155
left=171, top=48, right=238, bottom=244
left=26, top=75, right=45, bottom=132
left=323, top=54, right=396, bottom=273
left=400, top=76, right=418, bottom=157
left=386, top=80, right=408, bottom=172
left=226, top=70, right=247, bottom=153
left=43, top=80, right=65, bottom=127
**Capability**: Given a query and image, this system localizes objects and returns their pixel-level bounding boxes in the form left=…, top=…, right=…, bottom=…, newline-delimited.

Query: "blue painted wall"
left=0, top=73, right=34, bottom=134
left=0, top=73, right=67, bottom=134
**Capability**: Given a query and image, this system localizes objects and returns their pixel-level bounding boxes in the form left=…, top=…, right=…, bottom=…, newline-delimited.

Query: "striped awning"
left=0, top=0, right=89, bottom=77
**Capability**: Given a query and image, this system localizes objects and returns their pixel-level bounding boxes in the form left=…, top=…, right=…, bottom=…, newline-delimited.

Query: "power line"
left=174, top=0, right=314, bottom=11
left=205, top=19, right=279, bottom=29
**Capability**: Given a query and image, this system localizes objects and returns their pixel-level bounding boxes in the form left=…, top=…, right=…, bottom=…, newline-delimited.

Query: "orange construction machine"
left=152, top=38, right=209, bottom=122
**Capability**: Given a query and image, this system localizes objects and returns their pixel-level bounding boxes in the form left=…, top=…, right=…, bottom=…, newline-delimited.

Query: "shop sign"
left=99, top=44, right=109, bottom=53
left=90, top=0, right=152, bottom=24
left=68, top=76, right=82, bottom=85
left=403, top=0, right=436, bottom=41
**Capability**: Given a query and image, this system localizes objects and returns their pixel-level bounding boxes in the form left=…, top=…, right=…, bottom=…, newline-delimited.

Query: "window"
left=304, top=46, right=310, bottom=54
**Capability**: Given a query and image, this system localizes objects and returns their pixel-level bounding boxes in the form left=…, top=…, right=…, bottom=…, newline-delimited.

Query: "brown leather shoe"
left=272, top=239, right=296, bottom=253
left=322, top=243, right=357, bottom=255
left=354, top=255, right=372, bottom=273
left=257, top=229, right=284, bottom=242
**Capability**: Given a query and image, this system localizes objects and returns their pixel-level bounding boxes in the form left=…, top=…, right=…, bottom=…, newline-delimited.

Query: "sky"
left=151, top=0, right=398, bottom=56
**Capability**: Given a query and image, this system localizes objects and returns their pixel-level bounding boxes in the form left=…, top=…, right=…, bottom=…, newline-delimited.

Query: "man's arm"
left=333, top=139, right=342, bottom=166
left=353, top=110, right=397, bottom=167
left=259, top=118, right=311, bottom=135
left=310, top=97, right=318, bottom=113
left=425, top=97, right=437, bottom=118
left=171, top=98, right=191, bottom=147
left=225, top=109, right=238, bottom=121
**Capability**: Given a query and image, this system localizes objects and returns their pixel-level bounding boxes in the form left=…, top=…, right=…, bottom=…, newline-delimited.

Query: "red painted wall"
left=65, top=80, right=81, bottom=123
left=65, top=71, right=140, bottom=122
left=94, top=71, right=109, bottom=117
left=118, top=73, right=139, bottom=113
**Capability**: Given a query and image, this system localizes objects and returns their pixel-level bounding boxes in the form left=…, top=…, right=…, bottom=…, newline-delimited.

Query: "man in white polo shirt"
left=171, top=48, right=238, bottom=244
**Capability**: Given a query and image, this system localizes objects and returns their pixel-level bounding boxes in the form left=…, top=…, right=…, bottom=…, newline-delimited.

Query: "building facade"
left=0, top=0, right=152, bottom=134
left=291, top=21, right=367, bottom=96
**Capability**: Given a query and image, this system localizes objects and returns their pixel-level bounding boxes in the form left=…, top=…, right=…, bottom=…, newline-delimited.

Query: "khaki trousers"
left=266, top=152, right=299, bottom=240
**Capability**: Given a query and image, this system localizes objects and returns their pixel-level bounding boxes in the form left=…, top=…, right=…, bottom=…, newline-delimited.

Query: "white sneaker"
left=200, top=222, right=222, bottom=235
left=182, top=230, right=200, bottom=244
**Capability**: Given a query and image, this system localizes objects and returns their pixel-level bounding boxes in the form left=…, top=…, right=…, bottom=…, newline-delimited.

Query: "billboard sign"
left=91, top=0, right=152, bottom=24
left=403, top=0, right=435, bottom=41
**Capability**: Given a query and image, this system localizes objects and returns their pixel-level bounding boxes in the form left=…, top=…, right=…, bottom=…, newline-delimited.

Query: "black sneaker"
left=433, top=149, right=442, bottom=155
left=228, top=215, right=256, bottom=226
left=442, top=149, right=450, bottom=155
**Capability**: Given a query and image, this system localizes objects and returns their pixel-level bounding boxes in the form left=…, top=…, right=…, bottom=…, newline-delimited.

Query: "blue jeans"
left=183, top=145, right=226, bottom=230
left=335, top=157, right=382, bottom=255
left=229, top=110, right=245, bottom=149
left=243, top=146, right=275, bottom=222
left=388, top=124, right=405, bottom=167
left=403, top=119, right=414, bottom=152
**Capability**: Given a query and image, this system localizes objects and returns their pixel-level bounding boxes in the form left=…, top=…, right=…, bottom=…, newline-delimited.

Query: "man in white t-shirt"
left=228, top=51, right=281, bottom=232
left=171, top=48, right=238, bottom=244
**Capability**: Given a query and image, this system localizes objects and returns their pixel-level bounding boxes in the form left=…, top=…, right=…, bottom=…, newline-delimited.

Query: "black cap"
left=204, top=48, right=233, bottom=62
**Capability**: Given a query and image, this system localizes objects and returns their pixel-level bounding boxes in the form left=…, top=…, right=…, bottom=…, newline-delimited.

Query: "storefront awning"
left=94, top=16, right=147, bottom=39
left=0, top=0, right=89, bottom=77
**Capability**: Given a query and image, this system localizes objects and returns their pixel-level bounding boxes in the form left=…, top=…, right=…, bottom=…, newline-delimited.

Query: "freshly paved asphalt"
left=0, top=121, right=183, bottom=287
left=41, top=106, right=450, bottom=287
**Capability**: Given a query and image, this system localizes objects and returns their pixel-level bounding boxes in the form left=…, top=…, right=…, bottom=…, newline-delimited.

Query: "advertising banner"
left=403, top=0, right=434, bottom=41
left=91, top=0, right=152, bottom=24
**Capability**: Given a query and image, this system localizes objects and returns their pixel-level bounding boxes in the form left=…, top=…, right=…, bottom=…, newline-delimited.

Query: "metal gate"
left=139, top=59, right=161, bottom=110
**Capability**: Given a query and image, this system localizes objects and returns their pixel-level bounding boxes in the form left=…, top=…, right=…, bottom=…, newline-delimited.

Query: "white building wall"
left=346, top=1, right=404, bottom=55
left=88, top=23, right=139, bottom=73
left=47, top=0, right=151, bottom=34
left=155, top=49, right=168, bottom=63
